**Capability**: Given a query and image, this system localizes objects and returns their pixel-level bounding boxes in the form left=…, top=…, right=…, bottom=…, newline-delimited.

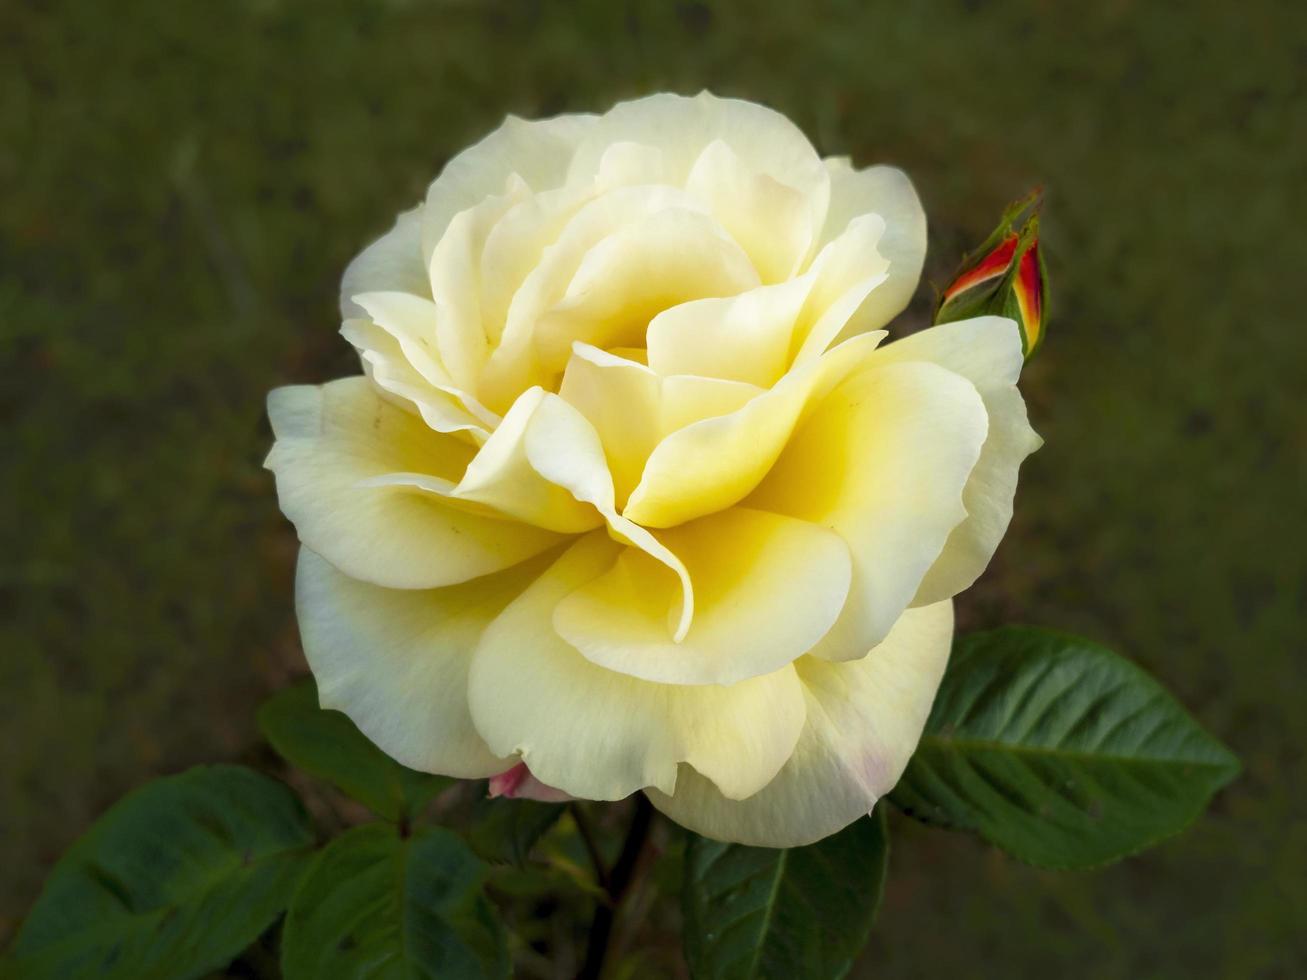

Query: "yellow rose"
left=266, top=92, right=1040, bottom=847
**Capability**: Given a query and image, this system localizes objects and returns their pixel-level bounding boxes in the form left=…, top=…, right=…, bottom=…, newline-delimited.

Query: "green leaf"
left=259, top=678, right=451, bottom=823
left=7, top=765, right=314, bottom=980
left=682, top=809, right=889, bottom=980
left=891, top=627, right=1241, bottom=869
left=466, top=793, right=566, bottom=867
left=281, top=823, right=508, bottom=980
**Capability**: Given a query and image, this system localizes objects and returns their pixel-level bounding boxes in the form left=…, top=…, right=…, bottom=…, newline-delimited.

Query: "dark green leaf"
left=466, top=792, right=566, bottom=867
left=682, top=809, right=889, bottom=980
left=892, top=627, right=1241, bottom=869
left=259, top=678, right=451, bottom=823
left=7, top=765, right=313, bottom=980
left=281, top=823, right=508, bottom=980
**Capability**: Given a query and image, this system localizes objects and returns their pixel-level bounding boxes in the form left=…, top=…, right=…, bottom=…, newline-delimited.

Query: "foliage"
left=4, top=625, right=1236, bottom=978
left=683, top=809, right=889, bottom=980
left=5, top=766, right=313, bottom=980
left=892, top=628, right=1239, bottom=869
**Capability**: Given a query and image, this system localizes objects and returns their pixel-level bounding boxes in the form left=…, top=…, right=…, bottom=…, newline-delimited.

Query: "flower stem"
left=579, top=794, right=654, bottom=980
left=570, top=802, right=608, bottom=890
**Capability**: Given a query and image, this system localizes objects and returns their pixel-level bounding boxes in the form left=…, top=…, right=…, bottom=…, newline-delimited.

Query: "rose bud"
left=936, top=190, right=1049, bottom=357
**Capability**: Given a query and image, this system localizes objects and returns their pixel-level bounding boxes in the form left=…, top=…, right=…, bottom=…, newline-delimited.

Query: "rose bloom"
left=267, top=92, right=1040, bottom=847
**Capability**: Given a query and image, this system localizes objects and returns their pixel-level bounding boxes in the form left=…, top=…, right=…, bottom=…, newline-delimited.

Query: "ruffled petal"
left=816, top=158, right=927, bottom=342
left=686, top=139, right=814, bottom=283
left=648, top=600, right=953, bottom=847
left=622, top=330, right=886, bottom=528
left=427, top=178, right=531, bottom=390
left=467, top=533, right=807, bottom=801
left=295, top=547, right=556, bottom=777
left=532, top=207, right=760, bottom=372
left=645, top=277, right=811, bottom=387
left=341, top=318, right=490, bottom=440
left=558, top=344, right=761, bottom=506
left=567, top=91, right=829, bottom=228
left=479, top=184, right=707, bottom=411
left=265, top=379, right=562, bottom=588
left=340, top=207, right=428, bottom=319
left=421, top=112, right=597, bottom=262
left=748, top=361, right=987, bottom=660
left=863, top=317, right=1042, bottom=604
left=553, top=508, right=850, bottom=685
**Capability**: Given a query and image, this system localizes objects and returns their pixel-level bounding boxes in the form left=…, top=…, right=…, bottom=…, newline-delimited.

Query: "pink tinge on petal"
left=488, top=762, right=574, bottom=803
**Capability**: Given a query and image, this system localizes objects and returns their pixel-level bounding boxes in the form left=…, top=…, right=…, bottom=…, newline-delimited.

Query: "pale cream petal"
left=557, top=345, right=664, bottom=504
left=567, top=91, right=829, bottom=227
left=818, top=159, right=927, bottom=343
left=558, top=345, right=762, bottom=506
left=516, top=390, right=696, bottom=640
left=265, top=379, right=562, bottom=588
left=622, top=330, right=886, bottom=528
left=479, top=184, right=707, bottom=411
left=658, top=375, right=761, bottom=432
left=340, top=206, right=428, bottom=319
left=340, top=318, right=489, bottom=440
left=648, top=600, right=953, bottom=847
left=685, top=139, right=814, bottom=283
left=480, top=182, right=597, bottom=344
left=421, top=112, right=596, bottom=262
left=790, top=213, right=891, bottom=361
left=427, top=178, right=530, bottom=389
left=532, top=207, right=760, bottom=373
left=748, top=361, right=987, bottom=660
left=645, top=276, right=812, bottom=386
left=350, top=291, right=501, bottom=430
left=450, top=387, right=605, bottom=534
left=296, top=547, right=552, bottom=778
left=467, top=533, right=808, bottom=801
left=553, top=508, right=851, bottom=686
left=864, top=318, right=1042, bottom=604
left=595, top=140, right=668, bottom=188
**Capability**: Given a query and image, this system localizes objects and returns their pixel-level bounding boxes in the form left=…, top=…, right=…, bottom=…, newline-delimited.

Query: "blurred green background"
left=4, top=0, right=1303, bottom=975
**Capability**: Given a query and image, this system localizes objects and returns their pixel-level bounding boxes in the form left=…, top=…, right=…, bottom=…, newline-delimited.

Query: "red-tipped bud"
left=936, top=189, right=1050, bottom=357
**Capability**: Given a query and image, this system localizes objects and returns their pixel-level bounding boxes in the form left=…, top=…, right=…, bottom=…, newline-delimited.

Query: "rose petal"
left=295, top=547, right=556, bottom=778
left=265, top=379, right=562, bottom=589
left=553, top=507, right=851, bottom=686
left=647, top=600, right=953, bottom=847
left=862, top=317, right=1042, bottom=604
left=748, top=361, right=987, bottom=660
left=467, top=533, right=807, bottom=801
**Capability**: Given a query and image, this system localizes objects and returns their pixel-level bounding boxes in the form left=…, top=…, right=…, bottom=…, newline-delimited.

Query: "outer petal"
left=265, top=378, right=562, bottom=589
left=865, top=317, right=1043, bottom=604
left=648, top=600, right=953, bottom=847
left=295, top=547, right=554, bottom=778
left=340, top=207, right=428, bottom=320
left=566, top=91, right=829, bottom=225
left=553, top=508, right=851, bottom=686
left=748, top=361, right=987, bottom=660
left=817, top=158, right=927, bottom=342
left=467, top=533, right=808, bottom=801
